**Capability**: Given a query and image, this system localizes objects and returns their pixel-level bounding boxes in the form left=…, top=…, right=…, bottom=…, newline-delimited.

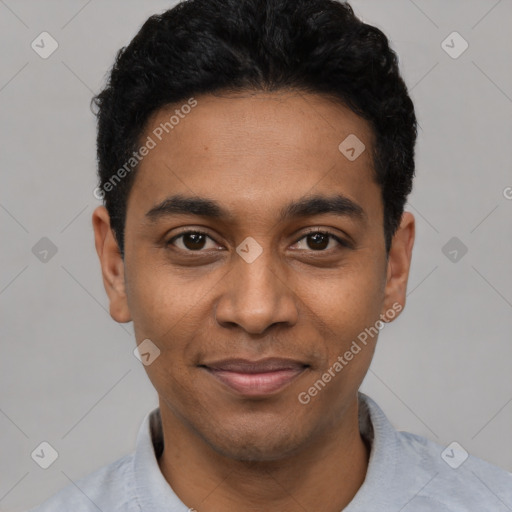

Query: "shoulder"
left=27, top=453, right=138, bottom=512
left=396, top=430, right=512, bottom=511
left=357, top=393, right=512, bottom=512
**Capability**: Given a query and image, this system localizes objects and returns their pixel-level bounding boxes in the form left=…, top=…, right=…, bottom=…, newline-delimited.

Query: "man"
left=30, top=0, right=512, bottom=510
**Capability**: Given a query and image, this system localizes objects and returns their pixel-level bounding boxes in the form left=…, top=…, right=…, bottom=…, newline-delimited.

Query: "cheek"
left=296, top=266, right=383, bottom=415
left=299, top=256, right=385, bottom=329
left=298, top=257, right=386, bottom=382
left=126, top=265, right=203, bottom=397
left=125, top=256, right=205, bottom=339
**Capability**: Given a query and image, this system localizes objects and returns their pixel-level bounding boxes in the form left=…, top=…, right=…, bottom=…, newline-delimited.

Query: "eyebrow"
left=145, top=193, right=366, bottom=224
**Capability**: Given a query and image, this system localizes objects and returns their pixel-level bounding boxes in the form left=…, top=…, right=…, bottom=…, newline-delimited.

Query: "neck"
left=157, top=398, right=369, bottom=512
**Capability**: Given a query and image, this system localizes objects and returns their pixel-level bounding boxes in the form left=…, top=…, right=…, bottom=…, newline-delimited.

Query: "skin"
left=92, top=90, right=415, bottom=512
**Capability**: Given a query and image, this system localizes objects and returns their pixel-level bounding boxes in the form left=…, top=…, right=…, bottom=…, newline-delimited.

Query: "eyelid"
left=294, top=228, right=351, bottom=249
left=166, top=228, right=220, bottom=247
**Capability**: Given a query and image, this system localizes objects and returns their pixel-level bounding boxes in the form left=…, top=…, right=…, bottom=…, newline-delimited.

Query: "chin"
left=198, top=417, right=312, bottom=462
left=210, top=437, right=301, bottom=462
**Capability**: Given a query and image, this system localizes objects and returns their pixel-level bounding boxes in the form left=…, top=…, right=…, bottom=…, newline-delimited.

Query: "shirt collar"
left=344, top=392, right=399, bottom=510
left=131, top=392, right=399, bottom=510
left=132, top=407, right=189, bottom=511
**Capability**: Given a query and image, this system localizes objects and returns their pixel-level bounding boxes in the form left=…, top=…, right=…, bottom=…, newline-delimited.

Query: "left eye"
left=292, top=231, right=345, bottom=251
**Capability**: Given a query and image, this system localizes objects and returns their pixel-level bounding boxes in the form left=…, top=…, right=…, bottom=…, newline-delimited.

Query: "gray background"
left=1, top=0, right=511, bottom=510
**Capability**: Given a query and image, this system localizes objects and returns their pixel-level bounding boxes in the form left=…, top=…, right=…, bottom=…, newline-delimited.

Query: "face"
left=93, top=90, right=414, bottom=461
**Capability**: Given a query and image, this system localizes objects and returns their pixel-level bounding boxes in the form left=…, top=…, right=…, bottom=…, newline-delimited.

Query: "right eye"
left=166, top=230, right=222, bottom=252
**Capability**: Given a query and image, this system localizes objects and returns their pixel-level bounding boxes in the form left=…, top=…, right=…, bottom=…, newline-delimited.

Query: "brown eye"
left=167, top=231, right=218, bottom=251
left=306, top=232, right=330, bottom=250
left=293, top=230, right=348, bottom=252
left=181, top=232, right=207, bottom=250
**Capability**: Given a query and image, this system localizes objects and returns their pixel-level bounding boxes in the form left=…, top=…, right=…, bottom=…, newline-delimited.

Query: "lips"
left=201, top=358, right=309, bottom=396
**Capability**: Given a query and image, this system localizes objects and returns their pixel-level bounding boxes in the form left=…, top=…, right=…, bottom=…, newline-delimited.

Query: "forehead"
left=127, top=90, right=380, bottom=227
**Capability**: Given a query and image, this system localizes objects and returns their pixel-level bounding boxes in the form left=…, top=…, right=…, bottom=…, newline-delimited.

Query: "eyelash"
left=166, top=229, right=350, bottom=252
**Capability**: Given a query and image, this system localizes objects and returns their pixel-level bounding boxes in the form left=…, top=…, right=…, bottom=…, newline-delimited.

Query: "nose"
left=214, top=246, right=299, bottom=335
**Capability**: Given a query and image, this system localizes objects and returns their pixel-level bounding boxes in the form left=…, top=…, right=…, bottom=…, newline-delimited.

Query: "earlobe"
left=381, top=211, right=415, bottom=321
left=92, top=206, right=132, bottom=323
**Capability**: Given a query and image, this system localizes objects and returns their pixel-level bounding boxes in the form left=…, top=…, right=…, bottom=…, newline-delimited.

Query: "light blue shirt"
left=29, top=393, right=512, bottom=511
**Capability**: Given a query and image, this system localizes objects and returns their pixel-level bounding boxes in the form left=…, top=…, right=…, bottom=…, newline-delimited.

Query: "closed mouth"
left=200, top=358, right=309, bottom=396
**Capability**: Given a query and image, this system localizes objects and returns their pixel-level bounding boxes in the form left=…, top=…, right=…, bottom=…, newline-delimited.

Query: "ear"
left=92, top=206, right=131, bottom=323
left=380, top=211, right=415, bottom=321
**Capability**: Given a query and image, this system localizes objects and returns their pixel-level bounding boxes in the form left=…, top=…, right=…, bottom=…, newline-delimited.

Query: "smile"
left=200, top=358, right=309, bottom=396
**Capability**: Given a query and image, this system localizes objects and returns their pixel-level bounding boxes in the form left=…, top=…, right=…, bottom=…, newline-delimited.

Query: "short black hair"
left=92, top=0, right=417, bottom=258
